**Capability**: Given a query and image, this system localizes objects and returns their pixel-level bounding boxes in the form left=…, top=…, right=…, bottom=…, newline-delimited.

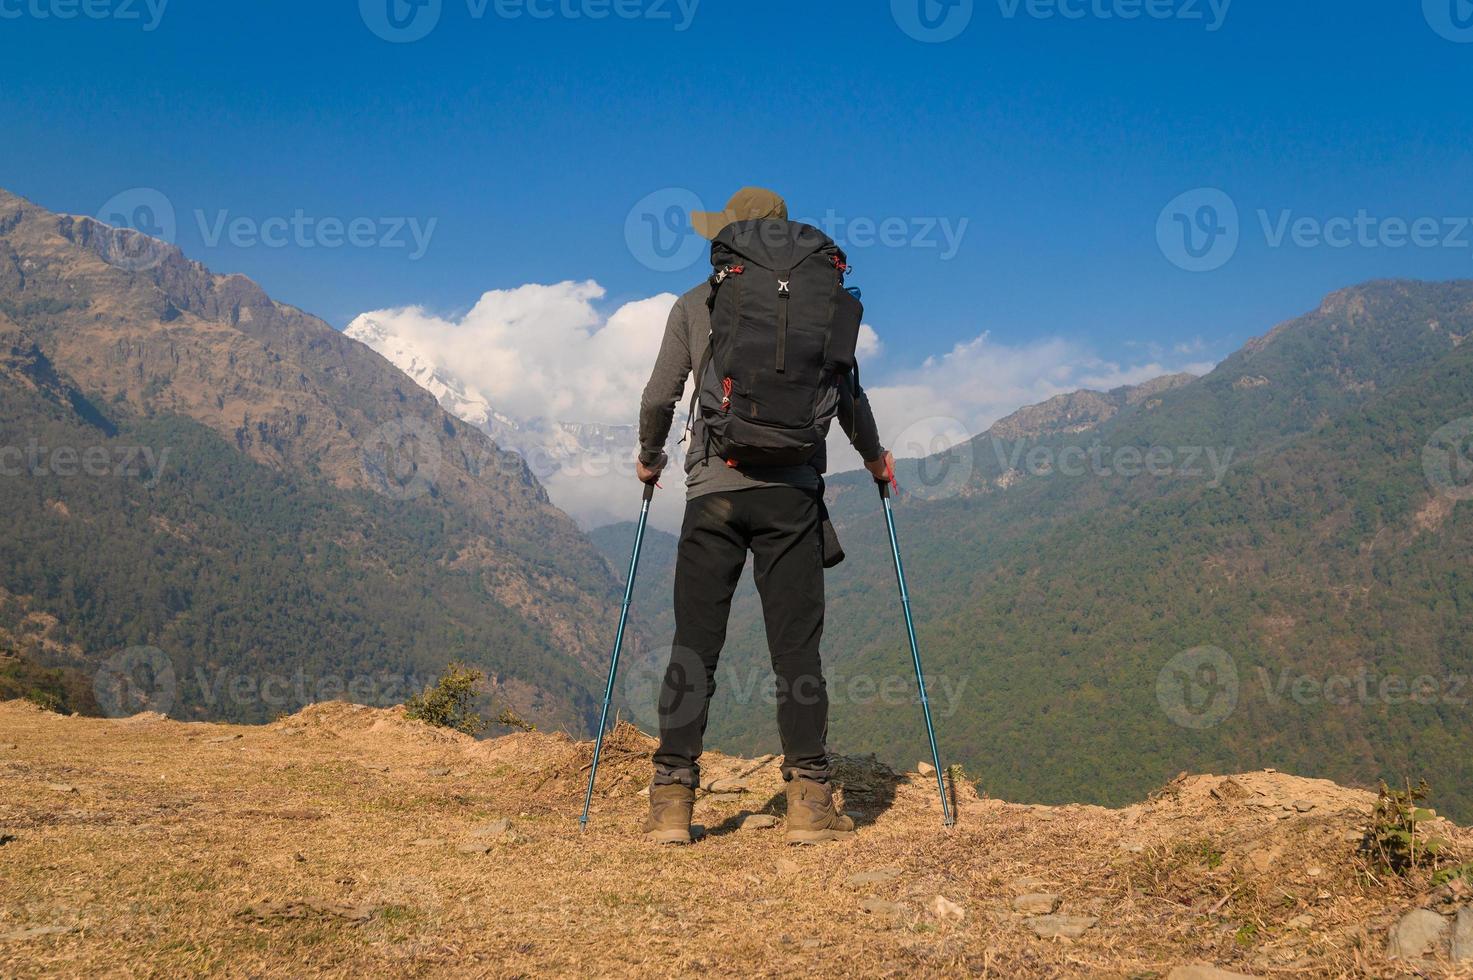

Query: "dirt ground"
left=1, top=699, right=1470, bottom=978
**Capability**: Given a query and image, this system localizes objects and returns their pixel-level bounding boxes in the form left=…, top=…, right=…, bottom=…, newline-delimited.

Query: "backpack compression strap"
left=776, top=268, right=791, bottom=374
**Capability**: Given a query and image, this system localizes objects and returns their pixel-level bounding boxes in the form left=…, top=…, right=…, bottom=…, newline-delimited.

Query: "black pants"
left=652, top=487, right=831, bottom=787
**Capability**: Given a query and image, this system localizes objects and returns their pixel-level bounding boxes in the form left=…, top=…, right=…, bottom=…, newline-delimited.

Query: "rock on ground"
left=860, top=898, right=904, bottom=920
left=1012, top=893, right=1062, bottom=915
left=456, top=842, right=493, bottom=856
left=0, top=925, right=75, bottom=941
left=931, top=895, right=965, bottom=921
left=702, top=778, right=748, bottom=794
left=847, top=868, right=903, bottom=887
left=1027, top=914, right=1098, bottom=939
left=1386, top=908, right=1449, bottom=960
left=470, top=818, right=512, bottom=838
left=1454, top=907, right=1473, bottom=962
left=1008, top=877, right=1053, bottom=894
left=1166, top=966, right=1260, bottom=980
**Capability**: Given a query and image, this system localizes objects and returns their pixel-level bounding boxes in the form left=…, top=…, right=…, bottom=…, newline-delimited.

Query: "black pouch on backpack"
left=820, top=506, right=845, bottom=569
left=814, top=477, right=844, bottom=568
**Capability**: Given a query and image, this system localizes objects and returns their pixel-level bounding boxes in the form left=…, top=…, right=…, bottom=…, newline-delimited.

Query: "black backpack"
left=694, top=219, right=863, bottom=469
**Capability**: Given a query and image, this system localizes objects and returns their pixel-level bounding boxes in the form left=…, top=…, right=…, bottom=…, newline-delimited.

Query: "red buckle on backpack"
left=721, top=377, right=733, bottom=411
left=726, top=458, right=739, bottom=468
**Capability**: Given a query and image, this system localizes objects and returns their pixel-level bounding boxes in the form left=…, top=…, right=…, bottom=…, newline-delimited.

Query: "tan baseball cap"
left=690, top=186, right=788, bottom=240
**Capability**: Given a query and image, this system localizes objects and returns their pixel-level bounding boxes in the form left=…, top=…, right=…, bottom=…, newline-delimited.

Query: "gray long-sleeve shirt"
left=639, top=283, right=885, bottom=500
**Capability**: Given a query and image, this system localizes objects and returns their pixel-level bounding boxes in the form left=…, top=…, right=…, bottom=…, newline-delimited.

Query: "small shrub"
left=1188, top=838, right=1226, bottom=870
left=0, top=653, right=100, bottom=716
left=494, top=707, right=536, bottom=733
left=1431, top=860, right=1473, bottom=886
left=23, top=689, right=62, bottom=712
left=405, top=662, right=488, bottom=736
left=1360, top=779, right=1448, bottom=875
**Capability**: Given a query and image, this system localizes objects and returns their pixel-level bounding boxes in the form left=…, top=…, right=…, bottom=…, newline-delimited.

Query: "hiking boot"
left=643, top=782, right=694, bottom=845
left=784, top=777, right=855, bottom=845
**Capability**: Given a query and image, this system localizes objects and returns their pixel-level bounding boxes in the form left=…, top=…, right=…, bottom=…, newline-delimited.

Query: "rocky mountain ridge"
left=987, top=372, right=1197, bottom=442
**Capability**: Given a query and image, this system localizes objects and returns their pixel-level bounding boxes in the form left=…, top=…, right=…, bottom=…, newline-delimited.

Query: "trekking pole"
left=877, top=475, right=954, bottom=827
left=580, top=480, right=656, bottom=832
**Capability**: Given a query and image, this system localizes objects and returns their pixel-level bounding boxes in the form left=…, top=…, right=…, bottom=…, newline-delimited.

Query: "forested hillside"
left=0, top=188, right=621, bottom=729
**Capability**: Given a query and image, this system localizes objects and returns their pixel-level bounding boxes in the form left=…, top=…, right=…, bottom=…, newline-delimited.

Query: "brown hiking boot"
left=643, top=782, right=694, bottom=845
left=784, top=777, right=855, bottom=845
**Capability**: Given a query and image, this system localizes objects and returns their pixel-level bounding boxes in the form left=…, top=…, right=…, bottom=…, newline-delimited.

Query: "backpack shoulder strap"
left=682, top=337, right=714, bottom=454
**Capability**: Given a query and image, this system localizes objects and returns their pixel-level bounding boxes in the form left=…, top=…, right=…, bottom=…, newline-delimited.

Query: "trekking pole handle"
left=875, top=456, right=897, bottom=499
left=642, top=480, right=656, bottom=502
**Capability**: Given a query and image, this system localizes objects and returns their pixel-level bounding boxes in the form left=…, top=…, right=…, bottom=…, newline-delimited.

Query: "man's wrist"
left=638, top=448, right=665, bottom=467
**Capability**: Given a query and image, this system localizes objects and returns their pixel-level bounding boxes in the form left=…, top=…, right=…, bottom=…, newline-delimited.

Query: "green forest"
left=0, top=346, right=606, bottom=730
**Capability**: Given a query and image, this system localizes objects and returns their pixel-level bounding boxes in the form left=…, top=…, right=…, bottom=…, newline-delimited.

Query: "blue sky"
left=4, top=0, right=1473, bottom=380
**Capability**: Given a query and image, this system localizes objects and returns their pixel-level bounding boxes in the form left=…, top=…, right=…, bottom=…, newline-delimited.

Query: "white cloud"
left=836, top=330, right=1216, bottom=467
left=356, top=281, right=675, bottom=425
left=351, top=281, right=1218, bottom=530
left=353, top=281, right=693, bottom=529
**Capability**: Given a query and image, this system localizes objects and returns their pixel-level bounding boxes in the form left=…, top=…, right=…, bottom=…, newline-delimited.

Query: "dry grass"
left=1, top=700, right=1470, bottom=978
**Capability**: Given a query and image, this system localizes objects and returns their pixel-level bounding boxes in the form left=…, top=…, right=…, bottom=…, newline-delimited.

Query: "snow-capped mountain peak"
left=345, top=315, right=498, bottom=430
left=343, top=314, right=651, bottom=488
